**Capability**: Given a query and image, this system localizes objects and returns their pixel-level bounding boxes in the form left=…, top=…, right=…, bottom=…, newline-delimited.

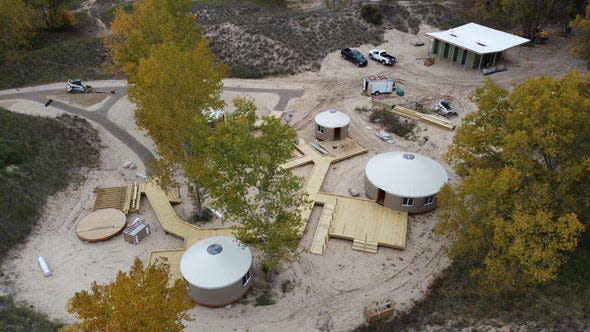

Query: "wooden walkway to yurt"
left=142, top=180, right=234, bottom=280
left=282, top=138, right=408, bottom=254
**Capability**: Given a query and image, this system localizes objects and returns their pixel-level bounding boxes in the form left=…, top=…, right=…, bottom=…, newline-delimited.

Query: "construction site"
left=0, top=16, right=586, bottom=332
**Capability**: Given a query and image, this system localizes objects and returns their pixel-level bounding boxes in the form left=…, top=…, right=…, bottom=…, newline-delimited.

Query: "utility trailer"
left=363, top=75, right=395, bottom=96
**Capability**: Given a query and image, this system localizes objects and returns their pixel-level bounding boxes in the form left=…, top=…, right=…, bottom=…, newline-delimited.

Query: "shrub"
left=369, top=108, right=416, bottom=138
left=298, top=17, right=310, bottom=28
left=255, top=289, right=276, bottom=306
left=361, top=4, right=383, bottom=25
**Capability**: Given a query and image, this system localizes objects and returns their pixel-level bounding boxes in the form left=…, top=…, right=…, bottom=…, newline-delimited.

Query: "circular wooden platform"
left=76, top=208, right=127, bottom=242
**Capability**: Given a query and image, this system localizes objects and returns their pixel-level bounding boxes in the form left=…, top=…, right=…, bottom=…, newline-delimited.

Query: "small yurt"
left=314, top=109, right=351, bottom=141
left=364, top=152, right=448, bottom=213
left=180, top=236, right=253, bottom=307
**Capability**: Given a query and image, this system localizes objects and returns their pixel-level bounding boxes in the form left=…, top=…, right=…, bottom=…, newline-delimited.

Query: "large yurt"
left=314, top=109, right=351, bottom=141
left=180, top=236, right=253, bottom=307
left=364, top=151, right=448, bottom=213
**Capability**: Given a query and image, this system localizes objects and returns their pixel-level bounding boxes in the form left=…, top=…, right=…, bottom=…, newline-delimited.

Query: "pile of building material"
left=371, top=99, right=456, bottom=131
left=123, top=218, right=151, bottom=245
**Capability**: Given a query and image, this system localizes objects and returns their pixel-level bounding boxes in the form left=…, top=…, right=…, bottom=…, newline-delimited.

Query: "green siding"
left=465, top=51, right=475, bottom=67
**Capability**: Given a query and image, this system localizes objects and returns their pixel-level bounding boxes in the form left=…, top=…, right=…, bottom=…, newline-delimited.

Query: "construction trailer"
left=363, top=75, right=395, bottom=95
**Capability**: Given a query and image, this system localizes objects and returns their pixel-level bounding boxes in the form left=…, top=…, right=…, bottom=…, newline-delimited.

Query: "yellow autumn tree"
left=104, top=0, right=203, bottom=82
left=0, top=0, right=41, bottom=79
left=437, top=72, right=590, bottom=294
left=570, top=4, right=590, bottom=66
left=129, top=41, right=226, bottom=215
left=60, top=258, right=193, bottom=332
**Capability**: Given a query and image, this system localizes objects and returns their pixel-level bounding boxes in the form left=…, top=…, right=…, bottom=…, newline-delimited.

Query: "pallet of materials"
left=123, top=219, right=151, bottom=245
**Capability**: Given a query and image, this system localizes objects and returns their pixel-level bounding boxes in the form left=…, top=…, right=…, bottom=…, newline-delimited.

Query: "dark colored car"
left=341, top=48, right=368, bottom=67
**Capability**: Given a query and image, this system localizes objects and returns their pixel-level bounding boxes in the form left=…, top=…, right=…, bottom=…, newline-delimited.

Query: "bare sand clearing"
left=0, top=24, right=586, bottom=331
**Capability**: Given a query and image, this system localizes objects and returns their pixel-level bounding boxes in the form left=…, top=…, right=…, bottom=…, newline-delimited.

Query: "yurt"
left=314, top=109, right=351, bottom=141
left=364, top=152, right=448, bottom=213
left=180, top=236, right=253, bottom=307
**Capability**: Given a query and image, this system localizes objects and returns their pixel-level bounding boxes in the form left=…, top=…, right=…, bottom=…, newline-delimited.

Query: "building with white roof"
left=427, top=22, right=529, bottom=71
left=364, top=152, right=448, bottom=213
left=180, top=236, right=253, bottom=307
left=314, top=109, right=351, bottom=141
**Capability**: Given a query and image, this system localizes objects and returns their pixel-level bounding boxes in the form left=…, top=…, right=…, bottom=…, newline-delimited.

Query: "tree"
left=61, top=258, right=194, bottom=332
left=129, top=41, right=226, bottom=216
left=198, top=98, right=306, bottom=281
left=0, top=0, right=41, bottom=79
left=104, top=0, right=203, bottom=82
left=26, top=0, right=77, bottom=30
left=437, top=72, right=590, bottom=294
left=570, top=4, right=590, bottom=66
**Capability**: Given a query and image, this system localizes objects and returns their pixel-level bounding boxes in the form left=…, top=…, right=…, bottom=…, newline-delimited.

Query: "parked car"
left=368, top=49, right=397, bottom=65
left=341, top=48, right=368, bottom=67
left=66, top=79, right=91, bottom=93
left=435, top=99, right=458, bottom=118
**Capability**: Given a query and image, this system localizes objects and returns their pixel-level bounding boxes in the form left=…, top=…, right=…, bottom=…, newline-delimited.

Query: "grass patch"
left=0, top=37, right=109, bottom=90
left=0, top=109, right=100, bottom=262
left=357, top=232, right=590, bottom=331
left=0, top=109, right=99, bottom=331
left=0, top=296, right=63, bottom=331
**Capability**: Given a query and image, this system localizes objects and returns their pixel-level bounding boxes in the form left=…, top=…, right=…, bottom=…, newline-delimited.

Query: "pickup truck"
left=341, top=48, right=368, bottom=67
left=368, top=49, right=397, bottom=65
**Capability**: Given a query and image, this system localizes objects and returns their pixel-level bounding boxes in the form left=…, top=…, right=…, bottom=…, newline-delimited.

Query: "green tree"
left=0, top=0, right=41, bottom=79
left=104, top=0, right=203, bottom=82
left=61, top=258, right=193, bottom=332
left=199, top=98, right=305, bottom=281
left=437, top=72, right=590, bottom=294
left=129, top=41, right=226, bottom=216
left=570, top=4, right=590, bottom=65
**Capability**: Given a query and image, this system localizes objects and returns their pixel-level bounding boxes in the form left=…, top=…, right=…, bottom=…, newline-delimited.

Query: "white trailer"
left=363, top=75, right=395, bottom=95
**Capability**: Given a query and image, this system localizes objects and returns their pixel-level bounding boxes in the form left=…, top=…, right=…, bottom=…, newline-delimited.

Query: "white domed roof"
left=315, top=110, right=350, bottom=128
left=180, top=236, right=252, bottom=290
left=365, top=151, right=448, bottom=197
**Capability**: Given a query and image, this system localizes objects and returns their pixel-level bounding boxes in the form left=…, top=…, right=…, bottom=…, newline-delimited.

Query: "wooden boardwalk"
left=142, top=180, right=234, bottom=280
left=281, top=138, right=407, bottom=254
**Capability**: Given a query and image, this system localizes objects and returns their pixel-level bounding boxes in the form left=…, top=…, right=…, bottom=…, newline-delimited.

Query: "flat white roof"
left=365, top=151, right=448, bottom=198
left=427, top=22, right=529, bottom=54
left=315, top=110, right=350, bottom=128
left=180, top=236, right=252, bottom=289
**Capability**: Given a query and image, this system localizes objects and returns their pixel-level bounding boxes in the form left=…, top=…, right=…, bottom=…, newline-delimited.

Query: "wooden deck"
left=282, top=138, right=407, bottom=254
left=327, top=193, right=407, bottom=250
left=93, top=183, right=142, bottom=213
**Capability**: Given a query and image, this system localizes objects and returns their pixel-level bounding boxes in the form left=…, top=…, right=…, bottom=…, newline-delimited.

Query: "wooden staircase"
left=352, top=239, right=378, bottom=253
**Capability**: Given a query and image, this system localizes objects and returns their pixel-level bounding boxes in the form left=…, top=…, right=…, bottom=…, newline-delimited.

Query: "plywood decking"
left=76, top=208, right=127, bottom=242
left=93, top=183, right=142, bottom=214
left=328, top=193, right=407, bottom=250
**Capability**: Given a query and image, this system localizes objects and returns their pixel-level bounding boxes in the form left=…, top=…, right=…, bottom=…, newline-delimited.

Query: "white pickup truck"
left=368, top=49, right=397, bottom=65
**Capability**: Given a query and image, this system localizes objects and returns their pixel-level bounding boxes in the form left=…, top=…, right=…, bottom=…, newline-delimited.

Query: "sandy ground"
left=0, top=24, right=586, bottom=331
